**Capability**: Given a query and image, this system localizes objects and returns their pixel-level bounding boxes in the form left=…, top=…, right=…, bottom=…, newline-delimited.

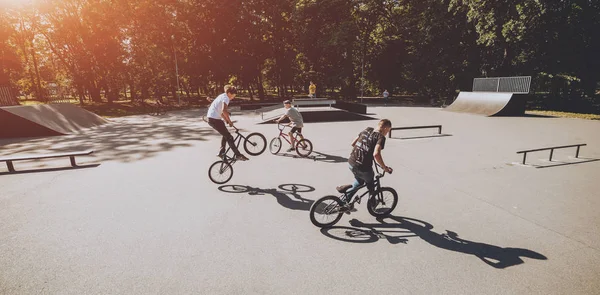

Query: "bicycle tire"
left=367, top=187, right=398, bottom=217
left=295, top=139, right=313, bottom=157
left=208, top=160, right=234, bottom=184
left=269, top=137, right=282, bottom=154
left=244, top=132, right=267, bottom=156
left=309, top=195, right=344, bottom=227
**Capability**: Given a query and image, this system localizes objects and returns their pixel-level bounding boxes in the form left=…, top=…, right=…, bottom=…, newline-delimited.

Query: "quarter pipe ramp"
left=445, top=92, right=526, bottom=116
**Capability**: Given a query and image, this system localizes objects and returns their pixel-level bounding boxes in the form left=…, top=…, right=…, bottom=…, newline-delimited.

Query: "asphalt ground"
left=1, top=106, right=599, bottom=294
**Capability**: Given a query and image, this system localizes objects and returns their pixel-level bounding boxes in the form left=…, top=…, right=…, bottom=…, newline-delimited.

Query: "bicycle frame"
left=342, top=164, right=388, bottom=204
left=220, top=126, right=248, bottom=163
left=276, top=123, right=303, bottom=145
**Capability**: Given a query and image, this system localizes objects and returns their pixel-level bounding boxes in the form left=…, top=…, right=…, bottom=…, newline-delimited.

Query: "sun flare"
left=0, top=0, right=35, bottom=8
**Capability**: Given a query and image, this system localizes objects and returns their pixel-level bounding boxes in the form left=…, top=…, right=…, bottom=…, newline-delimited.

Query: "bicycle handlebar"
left=275, top=122, right=291, bottom=131
left=375, top=163, right=393, bottom=177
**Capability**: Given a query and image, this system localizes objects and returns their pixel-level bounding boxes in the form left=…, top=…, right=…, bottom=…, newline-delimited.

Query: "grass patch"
left=526, top=110, right=600, bottom=120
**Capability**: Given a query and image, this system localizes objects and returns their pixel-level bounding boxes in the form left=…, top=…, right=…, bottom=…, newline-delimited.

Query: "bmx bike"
left=207, top=124, right=266, bottom=184
left=269, top=123, right=313, bottom=158
left=309, top=164, right=398, bottom=227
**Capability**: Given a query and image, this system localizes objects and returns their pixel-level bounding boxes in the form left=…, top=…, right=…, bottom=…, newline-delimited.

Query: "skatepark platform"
left=257, top=99, right=370, bottom=123
left=0, top=104, right=108, bottom=139
left=259, top=108, right=376, bottom=124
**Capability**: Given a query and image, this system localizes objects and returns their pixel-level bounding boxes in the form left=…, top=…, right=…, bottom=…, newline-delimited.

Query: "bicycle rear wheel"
left=295, top=139, right=313, bottom=157
left=309, top=195, right=344, bottom=227
left=244, top=132, right=267, bottom=156
left=208, top=160, right=234, bottom=184
left=367, top=187, right=398, bottom=217
left=269, top=137, right=282, bottom=154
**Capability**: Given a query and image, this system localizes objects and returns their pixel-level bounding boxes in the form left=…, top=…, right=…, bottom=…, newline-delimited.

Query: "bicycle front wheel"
left=244, top=132, right=267, bottom=156
left=295, top=138, right=313, bottom=157
left=269, top=137, right=282, bottom=154
left=208, top=160, right=234, bottom=184
left=309, top=195, right=344, bottom=227
left=367, top=187, right=398, bottom=217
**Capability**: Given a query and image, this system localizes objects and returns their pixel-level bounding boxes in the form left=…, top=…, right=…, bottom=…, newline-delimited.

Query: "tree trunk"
left=88, top=82, right=102, bottom=102
left=106, top=86, right=117, bottom=104
left=183, top=83, right=192, bottom=99
left=76, top=83, right=85, bottom=105
left=130, top=83, right=137, bottom=101
left=29, top=45, right=44, bottom=102
left=141, top=87, right=149, bottom=102
left=248, top=84, right=254, bottom=100
left=172, top=87, right=178, bottom=102
left=496, top=42, right=513, bottom=77
left=256, top=74, right=265, bottom=100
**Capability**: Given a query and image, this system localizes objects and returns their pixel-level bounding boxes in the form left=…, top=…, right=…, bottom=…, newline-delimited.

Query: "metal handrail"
left=389, top=125, right=442, bottom=138
left=517, top=144, right=586, bottom=165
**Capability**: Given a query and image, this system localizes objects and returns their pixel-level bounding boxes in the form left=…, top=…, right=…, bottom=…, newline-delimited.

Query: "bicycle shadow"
left=320, top=226, right=413, bottom=244
left=272, top=150, right=348, bottom=163
left=218, top=183, right=315, bottom=211
left=322, top=215, right=547, bottom=269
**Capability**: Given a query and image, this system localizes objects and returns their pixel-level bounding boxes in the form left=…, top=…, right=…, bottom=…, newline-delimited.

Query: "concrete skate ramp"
left=0, top=104, right=108, bottom=139
left=446, top=92, right=525, bottom=116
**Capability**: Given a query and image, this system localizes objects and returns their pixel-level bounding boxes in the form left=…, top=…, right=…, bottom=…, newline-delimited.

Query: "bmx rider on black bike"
left=338, top=119, right=393, bottom=212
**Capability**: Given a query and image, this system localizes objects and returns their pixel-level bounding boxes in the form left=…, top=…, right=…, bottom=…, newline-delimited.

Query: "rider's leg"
left=208, top=119, right=243, bottom=156
left=343, top=165, right=366, bottom=203
left=345, top=177, right=364, bottom=203
left=288, top=130, right=295, bottom=147
left=295, top=128, right=305, bottom=148
left=220, top=137, right=227, bottom=155
left=351, top=166, right=375, bottom=200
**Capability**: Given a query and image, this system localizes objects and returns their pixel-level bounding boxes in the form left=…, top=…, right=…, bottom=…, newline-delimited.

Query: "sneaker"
left=336, top=184, right=353, bottom=193
left=217, top=152, right=225, bottom=158
left=235, top=154, right=249, bottom=161
left=286, top=147, right=295, bottom=152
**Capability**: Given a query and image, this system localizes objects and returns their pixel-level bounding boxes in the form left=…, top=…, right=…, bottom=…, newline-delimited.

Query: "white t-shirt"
left=207, top=93, right=230, bottom=119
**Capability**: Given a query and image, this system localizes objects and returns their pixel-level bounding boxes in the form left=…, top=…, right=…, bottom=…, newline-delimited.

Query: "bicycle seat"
left=336, top=184, right=353, bottom=193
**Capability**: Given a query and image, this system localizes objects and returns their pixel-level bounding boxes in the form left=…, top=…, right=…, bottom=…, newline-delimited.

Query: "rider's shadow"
left=333, top=216, right=547, bottom=269
left=218, top=184, right=315, bottom=211
left=274, top=151, right=348, bottom=163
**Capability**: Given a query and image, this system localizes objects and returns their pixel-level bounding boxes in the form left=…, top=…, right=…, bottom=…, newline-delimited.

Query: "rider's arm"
left=373, top=144, right=392, bottom=173
left=275, top=114, right=287, bottom=123
left=350, top=136, right=359, bottom=147
left=221, top=103, right=233, bottom=125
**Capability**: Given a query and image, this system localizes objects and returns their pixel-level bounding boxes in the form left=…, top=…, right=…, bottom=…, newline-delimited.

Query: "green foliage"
left=0, top=0, right=597, bottom=105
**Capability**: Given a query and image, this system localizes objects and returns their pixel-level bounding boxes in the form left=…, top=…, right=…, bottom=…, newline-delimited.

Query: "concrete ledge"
left=292, top=99, right=336, bottom=107
left=333, top=100, right=367, bottom=114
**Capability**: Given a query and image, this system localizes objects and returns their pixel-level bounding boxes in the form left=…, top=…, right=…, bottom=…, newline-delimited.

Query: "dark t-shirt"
left=348, top=127, right=386, bottom=171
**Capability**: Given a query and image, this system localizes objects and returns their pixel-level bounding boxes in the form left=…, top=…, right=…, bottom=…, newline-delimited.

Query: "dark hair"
left=378, top=119, right=392, bottom=128
left=226, top=86, right=237, bottom=95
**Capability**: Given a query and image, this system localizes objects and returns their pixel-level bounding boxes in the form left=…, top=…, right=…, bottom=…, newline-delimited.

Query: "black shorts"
left=290, top=127, right=302, bottom=134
